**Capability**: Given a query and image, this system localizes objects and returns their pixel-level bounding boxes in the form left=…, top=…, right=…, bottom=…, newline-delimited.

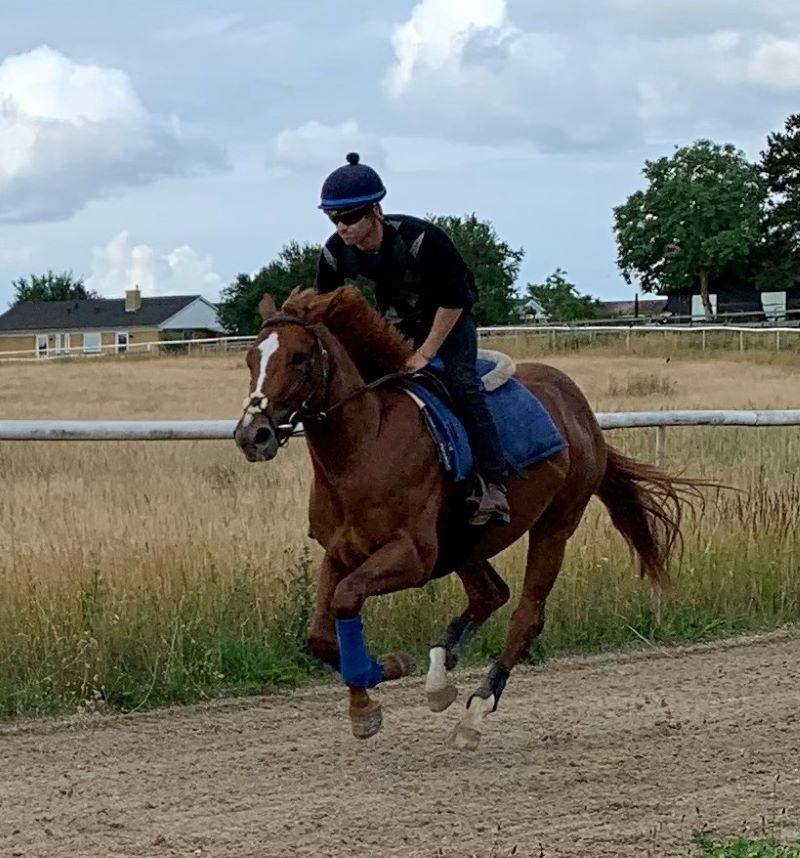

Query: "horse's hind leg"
left=450, top=514, right=578, bottom=751
left=426, top=560, right=509, bottom=712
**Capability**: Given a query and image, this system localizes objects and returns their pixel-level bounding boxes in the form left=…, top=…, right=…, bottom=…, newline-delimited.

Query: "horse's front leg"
left=332, top=533, right=431, bottom=739
left=306, top=554, right=343, bottom=669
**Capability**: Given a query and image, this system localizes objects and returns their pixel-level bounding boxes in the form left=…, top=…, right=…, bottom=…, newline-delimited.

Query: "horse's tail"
left=596, top=446, right=706, bottom=589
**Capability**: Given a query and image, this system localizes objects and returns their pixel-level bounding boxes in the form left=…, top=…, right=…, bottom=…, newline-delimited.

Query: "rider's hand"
left=404, top=349, right=431, bottom=373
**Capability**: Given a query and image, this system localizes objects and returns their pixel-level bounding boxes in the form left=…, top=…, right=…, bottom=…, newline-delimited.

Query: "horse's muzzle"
left=234, top=418, right=280, bottom=462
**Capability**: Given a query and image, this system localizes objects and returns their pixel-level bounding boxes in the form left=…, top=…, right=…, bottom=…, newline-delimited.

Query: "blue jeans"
left=425, top=312, right=508, bottom=484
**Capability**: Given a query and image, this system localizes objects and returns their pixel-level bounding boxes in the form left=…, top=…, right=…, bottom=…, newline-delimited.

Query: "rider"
left=314, top=152, right=511, bottom=526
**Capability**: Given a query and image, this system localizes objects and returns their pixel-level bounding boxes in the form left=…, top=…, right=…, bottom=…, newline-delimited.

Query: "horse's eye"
left=289, top=351, right=308, bottom=366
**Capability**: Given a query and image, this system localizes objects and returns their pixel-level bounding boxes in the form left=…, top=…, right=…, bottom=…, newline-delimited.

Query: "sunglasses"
left=327, top=204, right=373, bottom=226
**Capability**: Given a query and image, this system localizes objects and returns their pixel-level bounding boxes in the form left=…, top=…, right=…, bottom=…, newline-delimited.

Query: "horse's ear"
left=258, top=292, right=277, bottom=321
left=283, top=286, right=304, bottom=308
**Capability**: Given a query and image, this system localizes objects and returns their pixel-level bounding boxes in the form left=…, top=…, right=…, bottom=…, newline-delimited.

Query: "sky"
left=1, top=0, right=800, bottom=307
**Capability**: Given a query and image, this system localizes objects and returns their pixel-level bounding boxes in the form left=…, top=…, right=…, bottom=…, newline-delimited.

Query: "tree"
left=613, top=140, right=766, bottom=320
left=217, top=241, right=321, bottom=335
left=757, top=114, right=800, bottom=290
left=760, top=114, right=800, bottom=249
left=525, top=269, right=601, bottom=321
left=12, top=270, right=97, bottom=304
left=429, top=214, right=523, bottom=326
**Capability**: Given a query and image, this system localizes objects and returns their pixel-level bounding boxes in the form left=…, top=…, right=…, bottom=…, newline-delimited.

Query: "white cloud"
left=273, top=120, right=386, bottom=169
left=748, top=39, right=800, bottom=89
left=383, top=0, right=800, bottom=152
left=274, top=122, right=541, bottom=174
left=0, top=46, right=226, bottom=224
left=386, top=0, right=510, bottom=97
left=86, top=231, right=224, bottom=301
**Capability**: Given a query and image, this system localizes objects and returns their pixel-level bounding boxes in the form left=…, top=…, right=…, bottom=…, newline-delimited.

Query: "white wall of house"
left=159, top=299, right=223, bottom=332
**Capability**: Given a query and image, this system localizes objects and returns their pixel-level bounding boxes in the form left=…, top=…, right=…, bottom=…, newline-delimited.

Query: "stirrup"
left=466, top=476, right=511, bottom=527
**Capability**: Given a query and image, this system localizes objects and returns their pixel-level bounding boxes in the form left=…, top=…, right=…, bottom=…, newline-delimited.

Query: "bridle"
left=240, top=313, right=404, bottom=446
left=240, top=314, right=330, bottom=445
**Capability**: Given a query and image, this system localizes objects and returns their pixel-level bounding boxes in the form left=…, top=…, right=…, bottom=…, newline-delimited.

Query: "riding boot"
left=467, top=476, right=511, bottom=527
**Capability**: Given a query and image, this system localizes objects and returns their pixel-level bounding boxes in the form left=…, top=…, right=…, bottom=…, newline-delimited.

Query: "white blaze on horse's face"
left=254, top=332, right=280, bottom=396
left=242, top=332, right=280, bottom=428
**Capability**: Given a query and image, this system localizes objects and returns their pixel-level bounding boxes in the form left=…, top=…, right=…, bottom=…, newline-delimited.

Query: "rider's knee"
left=445, top=369, right=482, bottom=401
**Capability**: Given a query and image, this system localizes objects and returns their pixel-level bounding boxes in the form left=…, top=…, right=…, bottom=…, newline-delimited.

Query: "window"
left=83, top=332, right=102, bottom=354
left=115, top=331, right=129, bottom=354
left=36, top=334, right=48, bottom=359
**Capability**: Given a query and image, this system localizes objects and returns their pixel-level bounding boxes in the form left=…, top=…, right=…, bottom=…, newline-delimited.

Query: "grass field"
left=0, top=342, right=799, bottom=718
left=692, top=834, right=800, bottom=857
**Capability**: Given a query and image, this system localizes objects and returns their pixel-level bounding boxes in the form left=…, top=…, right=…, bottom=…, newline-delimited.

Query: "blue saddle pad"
left=405, top=357, right=567, bottom=482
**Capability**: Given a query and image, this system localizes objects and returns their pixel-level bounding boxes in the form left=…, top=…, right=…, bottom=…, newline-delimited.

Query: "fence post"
left=776, top=330, right=781, bottom=352
left=655, top=425, right=667, bottom=466
left=739, top=330, right=744, bottom=353
left=701, top=329, right=706, bottom=351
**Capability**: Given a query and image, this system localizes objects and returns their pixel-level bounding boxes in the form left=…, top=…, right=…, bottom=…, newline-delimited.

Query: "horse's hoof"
left=448, top=693, right=495, bottom=750
left=350, top=700, right=383, bottom=740
left=379, top=651, right=416, bottom=681
left=427, top=682, right=458, bottom=713
left=448, top=723, right=481, bottom=751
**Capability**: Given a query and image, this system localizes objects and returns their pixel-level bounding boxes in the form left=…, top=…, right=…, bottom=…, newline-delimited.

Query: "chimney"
left=125, top=286, right=141, bottom=312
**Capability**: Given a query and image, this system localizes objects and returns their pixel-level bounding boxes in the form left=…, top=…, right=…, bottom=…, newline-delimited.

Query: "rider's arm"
left=414, top=225, right=474, bottom=359
left=418, top=307, right=463, bottom=360
left=315, top=239, right=346, bottom=293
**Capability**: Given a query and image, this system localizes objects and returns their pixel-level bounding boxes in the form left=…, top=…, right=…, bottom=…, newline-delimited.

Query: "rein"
left=318, top=370, right=406, bottom=419
left=245, top=313, right=407, bottom=444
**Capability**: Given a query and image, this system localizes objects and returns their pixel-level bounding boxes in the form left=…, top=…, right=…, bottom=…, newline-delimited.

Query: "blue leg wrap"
left=335, top=616, right=384, bottom=688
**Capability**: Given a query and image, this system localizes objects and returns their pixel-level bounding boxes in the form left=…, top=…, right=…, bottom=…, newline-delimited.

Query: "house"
left=0, top=288, right=225, bottom=358
left=518, top=295, right=549, bottom=323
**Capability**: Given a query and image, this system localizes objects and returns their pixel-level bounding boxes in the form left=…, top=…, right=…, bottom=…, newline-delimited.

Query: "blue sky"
left=1, top=0, right=799, bottom=307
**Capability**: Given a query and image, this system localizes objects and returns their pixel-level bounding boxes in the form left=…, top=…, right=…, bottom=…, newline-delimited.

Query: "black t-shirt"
left=315, top=214, right=477, bottom=340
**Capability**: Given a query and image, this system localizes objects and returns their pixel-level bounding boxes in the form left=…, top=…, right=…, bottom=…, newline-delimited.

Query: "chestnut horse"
left=234, top=285, right=702, bottom=750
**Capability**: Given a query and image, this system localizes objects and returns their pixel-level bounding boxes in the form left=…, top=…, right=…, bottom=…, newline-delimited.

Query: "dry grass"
left=4, top=346, right=800, bottom=416
left=1, top=345, right=799, bottom=716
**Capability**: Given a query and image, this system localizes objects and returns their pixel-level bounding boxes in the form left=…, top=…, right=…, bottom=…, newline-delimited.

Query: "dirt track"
left=1, top=632, right=799, bottom=858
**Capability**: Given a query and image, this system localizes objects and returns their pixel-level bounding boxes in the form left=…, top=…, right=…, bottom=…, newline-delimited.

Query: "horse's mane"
left=281, top=285, right=414, bottom=380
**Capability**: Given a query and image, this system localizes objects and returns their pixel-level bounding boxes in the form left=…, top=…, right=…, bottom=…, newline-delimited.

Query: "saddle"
left=399, top=350, right=567, bottom=484
left=397, top=349, right=568, bottom=578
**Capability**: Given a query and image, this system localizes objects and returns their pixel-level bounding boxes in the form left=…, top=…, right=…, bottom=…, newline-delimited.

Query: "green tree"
left=760, top=114, right=800, bottom=249
left=429, top=213, right=523, bottom=325
left=218, top=215, right=524, bottom=334
left=757, top=114, right=800, bottom=290
left=217, top=241, right=321, bottom=335
left=12, top=270, right=97, bottom=304
left=613, top=140, right=765, bottom=320
left=525, top=269, right=601, bottom=321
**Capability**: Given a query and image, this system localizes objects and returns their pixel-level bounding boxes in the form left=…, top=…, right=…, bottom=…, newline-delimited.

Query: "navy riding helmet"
left=319, top=152, right=386, bottom=213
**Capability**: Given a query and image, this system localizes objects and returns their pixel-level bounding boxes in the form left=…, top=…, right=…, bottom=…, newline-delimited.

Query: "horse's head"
left=233, top=293, right=330, bottom=462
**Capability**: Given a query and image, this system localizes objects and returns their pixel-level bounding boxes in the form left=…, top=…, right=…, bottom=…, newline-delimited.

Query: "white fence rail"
left=479, top=325, right=798, bottom=354
left=1, top=410, right=798, bottom=441
left=3, top=410, right=797, bottom=469
left=0, top=334, right=255, bottom=362
left=4, top=323, right=800, bottom=362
